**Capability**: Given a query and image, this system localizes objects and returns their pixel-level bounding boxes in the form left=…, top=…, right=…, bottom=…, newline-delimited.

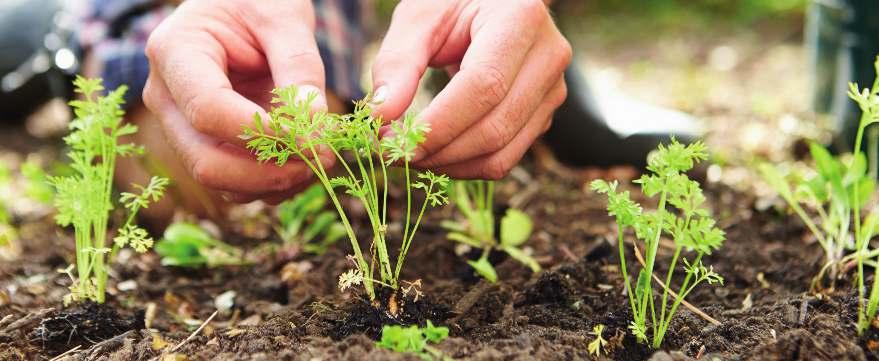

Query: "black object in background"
left=0, top=0, right=76, bottom=121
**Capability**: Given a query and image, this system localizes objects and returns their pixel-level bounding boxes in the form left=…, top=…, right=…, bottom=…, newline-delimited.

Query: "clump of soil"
left=29, top=301, right=144, bottom=355
left=328, top=287, right=452, bottom=339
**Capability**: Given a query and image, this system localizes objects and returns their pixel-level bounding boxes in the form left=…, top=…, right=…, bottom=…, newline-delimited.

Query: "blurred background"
left=0, top=0, right=863, bottom=191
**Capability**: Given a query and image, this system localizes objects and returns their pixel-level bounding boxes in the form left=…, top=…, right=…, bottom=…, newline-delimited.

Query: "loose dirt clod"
left=328, top=288, right=451, bottom=340
left=29, top=302, right=144, bottom=355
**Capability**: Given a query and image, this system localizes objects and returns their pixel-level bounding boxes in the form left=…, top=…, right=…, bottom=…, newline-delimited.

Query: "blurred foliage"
left=582, top=0, right=806, bottom=24
left=372, top=0, right=806, bottom=28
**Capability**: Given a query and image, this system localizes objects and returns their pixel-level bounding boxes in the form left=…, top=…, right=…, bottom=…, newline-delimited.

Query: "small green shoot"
left=0, top=161, right=17, bottom=255
left=21, top=160, right=54, bottom=203
left=376, top=320, right=450, bottom=360
left=441, top=180, right=539, bottom=282
left=50, top=77, right=168, bottom=303
left=759, top=57, right=879, bottom=335
left=275, top=184, right=346, bottom=254
left=588, top=324, right=608, bottom=358
left=242, top=86, right=449, bottom=309
left=758, top=144, right=873, bottom=289
left=591, top=139, right=725, bottom=348
left=155, top=222, right=245, bottom=268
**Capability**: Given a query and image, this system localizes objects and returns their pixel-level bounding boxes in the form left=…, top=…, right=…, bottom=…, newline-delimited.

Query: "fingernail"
left=411, top=146, right=427, bottom=163
left=371, top=85, right=388, bottom=105
left=294, top=85, right=322, bottom=104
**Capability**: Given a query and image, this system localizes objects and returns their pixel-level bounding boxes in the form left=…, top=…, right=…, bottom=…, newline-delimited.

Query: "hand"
left=371, top=0, right=572, bottom=179
left=143, top=0, right=333, bottom=203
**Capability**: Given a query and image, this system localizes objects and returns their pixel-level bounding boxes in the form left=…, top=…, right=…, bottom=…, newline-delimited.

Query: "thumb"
left=251, top=3, right=327, bottom=111
left=370, top=2, right=458, bottom=120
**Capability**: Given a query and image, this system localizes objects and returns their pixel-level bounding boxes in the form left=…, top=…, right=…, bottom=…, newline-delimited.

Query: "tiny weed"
left=588, top=324, right=608, bottom=358
left=376, top=320, right=450, bottom=360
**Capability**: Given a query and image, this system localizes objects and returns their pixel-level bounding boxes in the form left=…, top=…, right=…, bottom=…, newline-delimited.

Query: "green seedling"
left=591, top=139, right=725, bottom=348
left=242, top=86, right=449, bottom=312
left=155, top=222, right=245, bottom=268
left=0, top=161, right=16, bottom=253
left=758, top=144, right=873, bottom=289
left=275, top=184, right=346, bottom=254
left=50, top=77, right=168, bottom=304
left=376, top=320, right=450, bottom=360
left=21, top=160, right=54, bottom=203
left=441, top=180, right=539, bottom=282
left=759, top=57, right=879, bottom=335
left=587, top=324, right=609, bottom=358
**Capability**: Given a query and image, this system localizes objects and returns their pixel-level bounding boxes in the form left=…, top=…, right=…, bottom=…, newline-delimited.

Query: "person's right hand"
left=143, top=0, right=333, bottom=204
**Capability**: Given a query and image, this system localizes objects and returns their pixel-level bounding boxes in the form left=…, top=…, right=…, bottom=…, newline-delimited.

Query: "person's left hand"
left=370, top=0, right=572, bottom=179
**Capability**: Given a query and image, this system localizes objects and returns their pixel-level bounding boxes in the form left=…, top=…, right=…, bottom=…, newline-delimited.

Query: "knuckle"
left=552, top=82, right=568, bottom=108
left=515, top=0, right=548, bottom=27
left=556, top=39, right=573, bottom=70
left=144, top=32, right=166, bottom=63
left=190, top=158, right=214, bottom=188
left=542, top=117, right=553, bottom=133
left=142, top=77, right=158, bottom=111
left=265, top=171, right=296, bottom=193
left=184, top=93, right=211, bottom=133
left=482, top=119, right=513, bottom=153
left=483, top=157, right=512, bottom=180
left=471, top=64, right=509, bottom=109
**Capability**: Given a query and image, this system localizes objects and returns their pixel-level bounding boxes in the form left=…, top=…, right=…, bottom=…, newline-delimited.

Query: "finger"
left=222, top=181, right=312, bottom=205
left=432, top=79, right=567, bottom=179
left=416, top=34, right=571, bottom=168
left=146, top=74, right=334, bottom=194
left=248, top=1, right=328, bottom=111
left=146, top=28, right=265, bottom=145
left=408, top=3, right=547, bottom=162
left=369, top=1, right=460, bottom=121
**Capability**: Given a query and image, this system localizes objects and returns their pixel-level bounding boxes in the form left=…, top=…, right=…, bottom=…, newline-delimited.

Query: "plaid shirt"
left=75, top=0, right=365, bottom=106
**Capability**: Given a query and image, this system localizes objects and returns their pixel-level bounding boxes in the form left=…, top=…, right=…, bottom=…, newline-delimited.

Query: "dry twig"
left=171, top=310, right=218, bottom=352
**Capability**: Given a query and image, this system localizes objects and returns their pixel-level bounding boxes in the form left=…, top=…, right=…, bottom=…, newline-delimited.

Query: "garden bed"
left=0, top=122, right=874, bottom=360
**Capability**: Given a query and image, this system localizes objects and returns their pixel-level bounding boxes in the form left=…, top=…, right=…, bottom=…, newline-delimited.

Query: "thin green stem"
left=639, top=190, right=667, bottom=329
left=657, top=246, right=682, bottom=339
left=655, top=253, right=704, bottom=348
left=617, top=223, right=638, bottom=318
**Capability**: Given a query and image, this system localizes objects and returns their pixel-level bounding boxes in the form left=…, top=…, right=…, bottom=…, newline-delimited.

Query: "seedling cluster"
left=442, top=180, right=539, bottom=282
left=592, top=139, right=725, bottom=347
left=51, top=77, right=168, bottom=303
left=760, top=58, right=879, bottom=334
left=242, top=86, right=449, bottom=312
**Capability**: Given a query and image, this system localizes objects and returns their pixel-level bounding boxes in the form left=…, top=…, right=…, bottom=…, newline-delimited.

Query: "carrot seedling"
left=242, top=86, right=449, bottom=313
left=759, top=57, right=879, bottom=335
left=275, top=184, right=346, bottom=255
left=50, top=77, right=168, bottom=304
left=155, top=222, right=245, bottom=268
left=442, top=180, right=539, bottom=282
left=591, top=139, right=724, bottom=347
left=0, top=161, right=16, bottom=256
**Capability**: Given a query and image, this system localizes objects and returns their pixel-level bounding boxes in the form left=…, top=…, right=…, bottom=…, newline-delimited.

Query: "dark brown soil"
left=29, top=301, right=144, bottom=355
left=1, top=123, right=878, bottom=361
